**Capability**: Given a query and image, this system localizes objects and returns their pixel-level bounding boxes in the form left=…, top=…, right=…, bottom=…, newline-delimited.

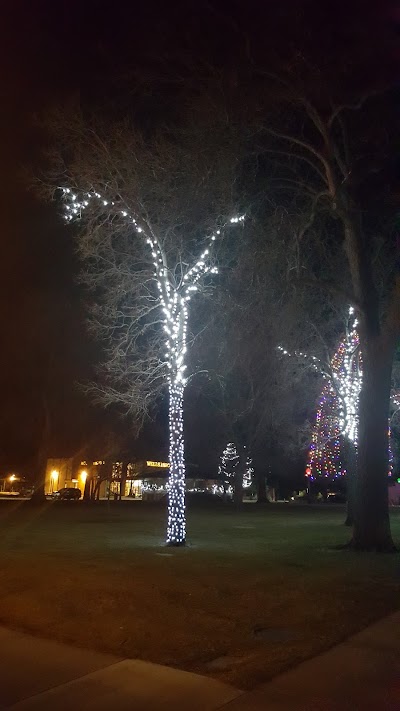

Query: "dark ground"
left=0, top=500, right=399, bottom=689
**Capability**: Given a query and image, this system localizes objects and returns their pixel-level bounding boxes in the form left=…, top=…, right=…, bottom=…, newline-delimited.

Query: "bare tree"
left=252, top=75, right=399, bottom=550
left=191, top=215, right=319, bottom=502
left=42, top=107, right=243, bottom=545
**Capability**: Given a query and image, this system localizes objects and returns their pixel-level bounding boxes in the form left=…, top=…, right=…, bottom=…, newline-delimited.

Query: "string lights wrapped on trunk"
left=307, top=307, right=362, bottom=481
left=62, top=187, right=244, bottom=545
left=279, top=307, right=394, bottom=483
left=306, top=308, right=394, bottom=482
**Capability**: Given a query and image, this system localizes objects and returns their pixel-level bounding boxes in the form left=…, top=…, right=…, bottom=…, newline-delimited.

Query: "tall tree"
left=254, top=77, right=399, bottom=549
left=218, top=442, right=254, bottom=502
left=191, top=215, right=318, bottom=500
left=281, top=308, right=389, bottom=523
left=42, top=108, right=243, bottom=545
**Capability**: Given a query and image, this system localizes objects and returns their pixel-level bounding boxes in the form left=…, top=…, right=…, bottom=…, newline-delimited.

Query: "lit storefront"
left=45, top=457, right=221, bottom=499
left=113, top=461, right=170, bottom=500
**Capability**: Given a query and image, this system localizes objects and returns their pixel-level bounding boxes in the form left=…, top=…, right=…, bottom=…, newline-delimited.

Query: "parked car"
left=326, top=492, right=346, bottom=504
left=54, top=487, right=82, bottom=501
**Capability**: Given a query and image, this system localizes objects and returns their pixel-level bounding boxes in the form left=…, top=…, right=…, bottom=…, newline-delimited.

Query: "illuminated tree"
left=46, top=110, right=243, bottom=545
left=219, top=442, right=238, bottom=496
left=305, top=311, right=395, bottom=487
left=306, top=308, right=361, bottom=482
left=254, top=67, right=399, bottom=549
left=281, top=308, right=394, bottom=526
left=218, top=442, right=254, bottom=499
left=193, top=216, right=314, bottom=505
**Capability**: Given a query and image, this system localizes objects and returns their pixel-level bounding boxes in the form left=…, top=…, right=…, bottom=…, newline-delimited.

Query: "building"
left=109, top=460, right=170, bottom=500
left=0, top=473, right=27, bottom=495
left=45, top=458, right=172, bottom=499
left=45, top=457, right=221, bottom=499
left=45, top=458, right=86, bottom=495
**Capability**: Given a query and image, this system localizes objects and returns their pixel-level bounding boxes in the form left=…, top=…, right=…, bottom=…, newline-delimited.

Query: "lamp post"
left=80, top=470, right=88, bottom=494
left=50, top=470, right=59, bottom=494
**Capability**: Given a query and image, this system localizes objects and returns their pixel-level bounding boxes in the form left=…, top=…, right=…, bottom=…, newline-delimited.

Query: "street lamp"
left=50, top=470, right=59, bottom=494
left=80, top=470, right=88, bottom=490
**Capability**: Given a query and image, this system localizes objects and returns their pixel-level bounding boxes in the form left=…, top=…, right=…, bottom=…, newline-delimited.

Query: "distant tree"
left=191, top=216, right=319, bottom=501
left=81, top=429, right=129, bottom=501
left=218, top=442, right=254, bottom=502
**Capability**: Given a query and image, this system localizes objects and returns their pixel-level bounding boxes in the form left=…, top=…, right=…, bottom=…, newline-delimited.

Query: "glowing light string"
left=279, top=307, right=394, bottom=481
left=307, top=310, right=362, bottom=480
left=217, top=442, right=254, bottom=496
left=61, top=187, right=244, bottom=544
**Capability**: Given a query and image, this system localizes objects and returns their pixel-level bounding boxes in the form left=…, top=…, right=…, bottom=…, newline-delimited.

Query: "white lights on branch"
left=61, top=186, right=245, bottom=545
left=280, top=307, right=395, bottom=480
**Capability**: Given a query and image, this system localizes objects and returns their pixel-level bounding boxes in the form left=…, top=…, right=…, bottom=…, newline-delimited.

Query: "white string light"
left=61, top=187, right=244, bottom=544
left=218, top=442, right=254, bottom=497
left=279, top=308, right=394, bottom=480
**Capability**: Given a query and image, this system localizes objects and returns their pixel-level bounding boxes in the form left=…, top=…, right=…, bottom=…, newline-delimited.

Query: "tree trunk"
left=256, top=471, right=268, bottom=503
left=166, top=382, right=186, bottom=545
left=341, top=212, right=396, bottom=550
left=233, top=444, right=247, bottom=505
left=352, top=341, right=395, bottom=550
left=90, top=476, right=97, bottom=500
left=30, top=394, right=50, bottom=504
left=119, top=465, right=127, bottom=501
left=92, top=478, right=101, bottom=500
left=30, top=470, right=47, bottom=503
left=343, top=438, right=356, bottom=526
left=223, top=481, right=230, bottom=502
left=268, top=486, right=276, bottom=502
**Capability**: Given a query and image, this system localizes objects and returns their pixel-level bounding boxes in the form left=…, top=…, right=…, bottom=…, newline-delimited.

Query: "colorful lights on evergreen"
left=306, top=308, right=393, bottom=481
left=307, top=308, right=362, bottom=480
left=280, top=307, right=394, bottom=482
left=61, top=186, right=244, bottom=545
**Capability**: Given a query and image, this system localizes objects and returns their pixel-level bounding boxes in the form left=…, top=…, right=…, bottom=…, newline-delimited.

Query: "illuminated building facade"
left=45, top=458, right=220, bottom=500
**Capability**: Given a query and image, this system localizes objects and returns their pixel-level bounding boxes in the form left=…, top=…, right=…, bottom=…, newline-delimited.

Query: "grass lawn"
left=0, top=500, right=399, bottom=689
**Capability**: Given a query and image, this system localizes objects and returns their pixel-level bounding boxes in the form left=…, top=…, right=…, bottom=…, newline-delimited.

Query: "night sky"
left=1, top=0, right=398, bottom=477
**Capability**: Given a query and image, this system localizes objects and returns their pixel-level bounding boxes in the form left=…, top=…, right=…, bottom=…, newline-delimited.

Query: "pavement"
left=0, top=626, right=241, bottom=710
left=1, top=612, right=400, bottom=710
left=223, top=612, right=400, bottom=710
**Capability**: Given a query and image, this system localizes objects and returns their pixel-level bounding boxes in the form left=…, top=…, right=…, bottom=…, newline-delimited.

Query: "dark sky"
left=0, top=0, right=398, bottom=477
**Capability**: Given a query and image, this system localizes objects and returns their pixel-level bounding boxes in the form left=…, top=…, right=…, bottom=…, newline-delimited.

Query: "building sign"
left=146, top=461, right=169, bottom=469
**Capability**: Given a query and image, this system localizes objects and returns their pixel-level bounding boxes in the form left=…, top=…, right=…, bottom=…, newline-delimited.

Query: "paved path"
left=2, top=612, right=400, bottom=709
left=0, top=627, right=242, bottom=710
left=222, top=611, right=400, bottom=710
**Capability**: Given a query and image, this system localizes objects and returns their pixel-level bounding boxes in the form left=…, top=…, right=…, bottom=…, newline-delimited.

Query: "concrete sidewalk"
left=2, top=612, right=400, bottom=709
left=222, top=611, right=400, bottom=710
left=0, top=627, right=242, bottom=710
